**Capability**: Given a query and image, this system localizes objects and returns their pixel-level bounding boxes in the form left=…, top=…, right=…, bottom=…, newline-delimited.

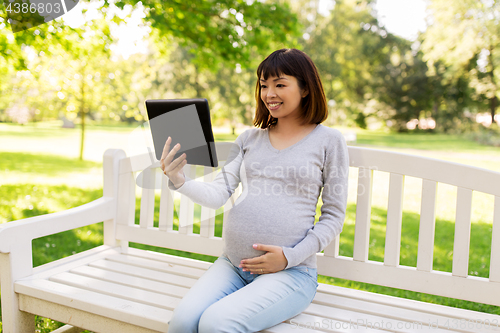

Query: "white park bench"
left=1, top=143, right=500, bottom=333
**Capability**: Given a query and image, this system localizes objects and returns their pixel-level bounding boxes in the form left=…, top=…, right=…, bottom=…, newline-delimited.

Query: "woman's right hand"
left=160, top=136, right=187, bottom=188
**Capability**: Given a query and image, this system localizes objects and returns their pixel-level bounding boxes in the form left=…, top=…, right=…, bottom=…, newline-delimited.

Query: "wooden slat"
left=88, top=260, right=199, bottom=288
left=384, top=173, right=405, bottom=267
left=139, top=167, right=155, bottom=229
left=353, top=168, right=373, bottom=262
left=347, top=147, right=500, bottom=196
left=452, top=187, right=473, bottom=277
left=115, top=225, right=224, bottom=257
left=125, top=247, right=212, bottom=270
left=200, top=167, right=216, bottom=238
left=490, top=196, right=500, bottom=282
left=15, top=279, right=171, bottom=332
left=416, top=179, right=437, bottom=272
left=323, top=234, right=339, bottom=257
left=304, top=303, right=455, bottom=333
left=115, top=172, right=135, bottom=227
left=105, top=254, right=207, bottom=279
left=284, top=313, right=390, bottom=333
left=49, top=272, right=181, bottom=310
left=119, top=153, right=160, bottom=174
left=158, top=175, right=174, bottom=231
left=70, top=266, right=190, bottom=298
left=317, top=255, right=500, bottom=307
left=178, top=165, right=196, bottom=234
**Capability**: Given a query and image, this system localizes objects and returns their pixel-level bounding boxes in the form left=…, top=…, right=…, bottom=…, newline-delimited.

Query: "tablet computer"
left=145, top=99, right=218, bottom=167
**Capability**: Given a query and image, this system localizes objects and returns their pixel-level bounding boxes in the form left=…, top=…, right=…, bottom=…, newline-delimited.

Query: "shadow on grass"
left=0, top=152, right=101, bottom=178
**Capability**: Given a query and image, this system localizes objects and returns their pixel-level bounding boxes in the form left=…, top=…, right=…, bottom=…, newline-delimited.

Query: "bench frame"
left=1, top=145, right=500, bottom=332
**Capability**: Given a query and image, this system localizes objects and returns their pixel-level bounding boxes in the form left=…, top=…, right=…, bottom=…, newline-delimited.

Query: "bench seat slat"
left=15, top=279, right=172, bottom=332
left=88, top=259, right=199, bottom=288
left=317, top=282, right=500, bottom=322
left=125, top=246, right=212, bottom=270
left=70, top=265, right=190, bottom=298
left=306, top=302, right=457, bottom=333
left=280, top=313, right=388, bottom=332
left=19, top=296, right=165, bottom=333
left=105, top=253, right=207, bottom=278
left=49, top=272, right=180, bottom=310
left=310, top=293, right=491, bottom=333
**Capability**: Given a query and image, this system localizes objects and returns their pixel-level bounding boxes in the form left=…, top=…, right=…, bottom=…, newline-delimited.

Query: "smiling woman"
left=162, top=48, right=349, bottom=333
left=254, top=48, right=328, bottom=129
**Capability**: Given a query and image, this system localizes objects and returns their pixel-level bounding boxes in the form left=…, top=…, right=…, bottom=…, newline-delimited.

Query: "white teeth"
left=269, top=103, right=281, bottom=107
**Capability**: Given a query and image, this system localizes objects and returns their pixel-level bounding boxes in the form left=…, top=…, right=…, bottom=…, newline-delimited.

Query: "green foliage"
left=422, top=0, right=500, bottom=122
left=112, top=0, right=302, bottom=71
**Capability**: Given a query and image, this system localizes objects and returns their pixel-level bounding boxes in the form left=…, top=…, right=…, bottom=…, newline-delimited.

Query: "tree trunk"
left=79, top=64, right=86, bottom=161
left=491, top=95, right=498, bottom=126
left=489, top=47, right=497, bottom=126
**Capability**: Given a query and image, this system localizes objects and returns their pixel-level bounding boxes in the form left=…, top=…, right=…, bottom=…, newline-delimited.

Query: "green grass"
left=1, top=122, right=500, bottom=332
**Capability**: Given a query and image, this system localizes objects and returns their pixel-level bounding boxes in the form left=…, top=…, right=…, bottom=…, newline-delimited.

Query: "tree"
left=303, top=0, right=403, bottom=128
left=111, top=0, right=302, bottom=72
left=422, top=0, right=500, bottom=124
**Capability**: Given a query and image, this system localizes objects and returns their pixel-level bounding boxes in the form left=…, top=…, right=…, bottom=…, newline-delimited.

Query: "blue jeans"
left=167, top=255, right=318, bottom=333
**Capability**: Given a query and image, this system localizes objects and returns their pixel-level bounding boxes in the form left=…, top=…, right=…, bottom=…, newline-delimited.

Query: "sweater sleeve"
left=281, top=134, right=349, bottom=268
left=166, top=136, right=245, bottom=210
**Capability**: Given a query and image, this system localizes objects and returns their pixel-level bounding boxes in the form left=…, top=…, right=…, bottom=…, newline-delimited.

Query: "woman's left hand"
left=239, top=244, right=288, bottom=274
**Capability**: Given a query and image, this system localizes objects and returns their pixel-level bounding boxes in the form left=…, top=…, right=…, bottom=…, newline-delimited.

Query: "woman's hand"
left=239, top=244, right=288, bottom=274
left=160, top=136, right=187, bottom=188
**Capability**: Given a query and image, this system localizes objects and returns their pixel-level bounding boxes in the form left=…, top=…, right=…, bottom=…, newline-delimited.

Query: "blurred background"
left=1, top=0, right=500, bottom=331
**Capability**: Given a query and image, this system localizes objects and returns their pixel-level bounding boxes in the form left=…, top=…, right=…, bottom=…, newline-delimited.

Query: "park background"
left=1, top=0, right=500, bottom=331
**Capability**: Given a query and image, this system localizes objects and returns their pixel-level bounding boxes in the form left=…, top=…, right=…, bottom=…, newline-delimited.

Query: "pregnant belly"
left=220, top=199, right=314, bottom=267
left=222, top=227, right=307, bottom=268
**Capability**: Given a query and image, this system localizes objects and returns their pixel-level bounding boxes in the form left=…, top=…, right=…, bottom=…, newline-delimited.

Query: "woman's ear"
left=302, top=88, right=309, bottom=98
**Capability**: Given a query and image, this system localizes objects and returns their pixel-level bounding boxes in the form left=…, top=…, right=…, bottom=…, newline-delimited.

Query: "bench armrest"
left=0, top=197, right=115, bottom=254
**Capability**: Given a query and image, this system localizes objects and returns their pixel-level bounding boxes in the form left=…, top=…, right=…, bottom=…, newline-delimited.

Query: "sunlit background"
left=1, top=1, right=500, bottom=330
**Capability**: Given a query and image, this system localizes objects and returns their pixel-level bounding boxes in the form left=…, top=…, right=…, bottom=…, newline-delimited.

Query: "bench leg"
left=0, top=253, right=36, bottom=333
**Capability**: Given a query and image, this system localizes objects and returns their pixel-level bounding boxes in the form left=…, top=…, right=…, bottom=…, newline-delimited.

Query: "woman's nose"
left=267, top=87, right=277, bottom=97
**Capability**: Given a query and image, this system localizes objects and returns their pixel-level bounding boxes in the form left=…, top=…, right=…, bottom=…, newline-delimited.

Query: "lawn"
left=1, top=121, right=499, bottom=332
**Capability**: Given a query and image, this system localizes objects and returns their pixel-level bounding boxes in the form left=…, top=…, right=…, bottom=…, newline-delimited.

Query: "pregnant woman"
left=162, top=48, right=349, bottom=333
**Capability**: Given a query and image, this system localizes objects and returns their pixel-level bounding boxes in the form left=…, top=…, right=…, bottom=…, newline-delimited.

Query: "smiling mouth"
left=268, top=102, right=283, bottom=109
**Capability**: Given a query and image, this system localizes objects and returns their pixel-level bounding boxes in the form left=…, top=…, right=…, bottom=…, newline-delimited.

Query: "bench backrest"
left=113, top=143, right=500, bottom=306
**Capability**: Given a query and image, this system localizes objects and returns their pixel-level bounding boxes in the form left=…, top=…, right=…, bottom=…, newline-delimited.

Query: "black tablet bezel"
left=145, top=98, right=218, bottom=167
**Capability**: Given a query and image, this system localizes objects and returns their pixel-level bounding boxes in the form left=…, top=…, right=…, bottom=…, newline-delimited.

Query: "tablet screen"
left=145, top=99, right=218, bottom=167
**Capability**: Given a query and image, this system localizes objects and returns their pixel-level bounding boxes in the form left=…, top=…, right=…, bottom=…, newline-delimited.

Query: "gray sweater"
left=172, top=124, right=349, bottom=269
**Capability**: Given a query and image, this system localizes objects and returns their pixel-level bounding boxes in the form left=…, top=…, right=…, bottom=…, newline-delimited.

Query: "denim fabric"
left=167, top=255, right=318, bottom=333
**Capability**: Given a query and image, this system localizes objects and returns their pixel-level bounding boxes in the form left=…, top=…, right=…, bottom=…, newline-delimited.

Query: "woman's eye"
left=261, top=85, right=267, bottom=89
left=277, top=84, right=284, bottom=87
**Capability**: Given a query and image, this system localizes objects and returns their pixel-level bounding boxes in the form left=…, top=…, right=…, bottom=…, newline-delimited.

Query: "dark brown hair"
left=253, top=48, right=328, bottom=128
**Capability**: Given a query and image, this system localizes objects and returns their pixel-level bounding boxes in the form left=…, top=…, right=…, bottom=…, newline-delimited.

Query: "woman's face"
left=259, top=74, right=308, bottom=123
